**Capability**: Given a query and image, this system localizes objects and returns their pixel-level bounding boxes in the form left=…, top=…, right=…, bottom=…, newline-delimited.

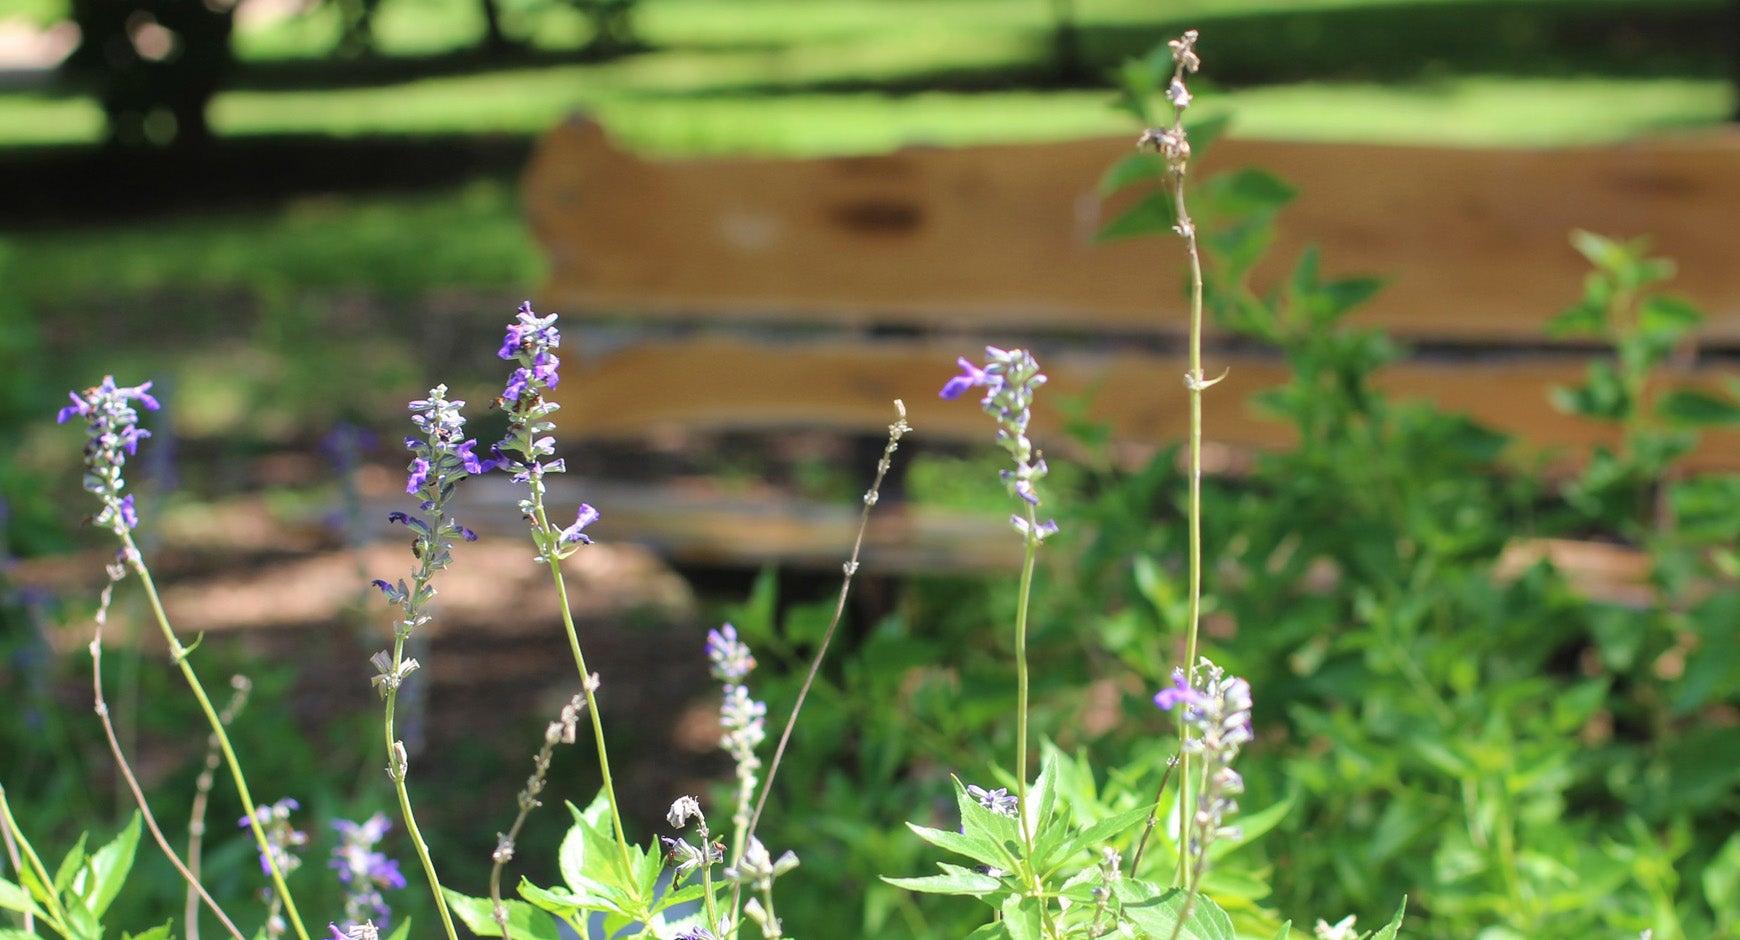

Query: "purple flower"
left=331, top=813, right=405, bottom=929
left=455, top=439, right=485, bottom=474
left=966, top=784, right=1019, bottom=818
left=706, top=623, right=756, bottom=684
left=939, top=357, right=990, bottom=400
left=117, top=495, right=138, bottom=530
left=238, top=798, right=306, bottom=876
left=502, top=367, right=532, bottom=403
left=59, top=376, right=162, bottom=538
left=1153, top=669, right=1203, bottom=711
left=559, top=504, right=599, bottom=545
left=405, top=458, right=431, bottom=495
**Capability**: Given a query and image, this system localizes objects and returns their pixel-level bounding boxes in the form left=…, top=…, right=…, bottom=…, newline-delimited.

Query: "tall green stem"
left=1013, top=503, right=1042, bottom=861
left=123, top=535, right=311, bottom=940
left=532, top=502, right=634, bottom=875
left=383, top=632, right=460, bottom=940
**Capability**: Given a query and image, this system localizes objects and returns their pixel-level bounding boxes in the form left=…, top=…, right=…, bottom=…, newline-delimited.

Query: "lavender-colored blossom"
left=1160, top=658, right=1253, bottom=875
left=705, top=623, right=756, bottom=684
left=489, top=302, right=601, bottom=564
left=330, top=813, right=405, bottom=930
left=559, top=503, right=599, bottom=545
left=58, top=376, right=162, bottom=538
left=1153, top=669, right=1203, bottom=711
left=405, top=458, right=430, bottom=495
left=939, top=357, right=993, bottom=401
left=966, top=784, right=1018, bottom=818
left=367, top=385, right=480, bottom=669
left=327, top=923, right=379, bottom=940
left=239, top=798, right=307, bottom=877
left=937, top=348, right=1057, bottom=540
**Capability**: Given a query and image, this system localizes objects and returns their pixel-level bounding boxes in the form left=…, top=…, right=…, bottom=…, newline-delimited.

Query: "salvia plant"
left=11, top=24, right=1740, bottom=940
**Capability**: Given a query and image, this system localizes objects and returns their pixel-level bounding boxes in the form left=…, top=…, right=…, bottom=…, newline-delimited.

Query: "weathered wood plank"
left=524, top=118, right=1740, bottom=344
left=550, top=337, right=1740, bottom=469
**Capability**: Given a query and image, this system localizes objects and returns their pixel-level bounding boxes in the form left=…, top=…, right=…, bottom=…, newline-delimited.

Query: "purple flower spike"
left=560, top=503, right=599, bottom=545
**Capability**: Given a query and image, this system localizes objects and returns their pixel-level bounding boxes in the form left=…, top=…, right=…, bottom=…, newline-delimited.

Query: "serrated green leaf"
left=443, top=889, right=562, bottom=940
left=52, top=832, right=89, bottom=897
left=1058, top=805, right=1151, bottom=863
left=966, top=921, right=1013, bottom=940
left=517, top=879, right=584, bottom=918
left=0, top=878, right=45, bottom=919
left=1369, top=897, right=1408, bottom=940
left=1097, top=190, right=1177, bottom=243
left=0, top=930, right=44, bottom=940
left=85, top=812, right=141, bottom=918
left=1025, top=753, right=1059, bottom=847
left=882, top=862, right=1004, bottom=897
left=907, top=821, right=1014, bottom=872
left=999, top=893, right=1044, bottom=940
left=1115, top=882, right=1234, bottom=940
left=1658, top=389, right=1740, bottom=426
left=1098, top=152, right=1169, bottom=197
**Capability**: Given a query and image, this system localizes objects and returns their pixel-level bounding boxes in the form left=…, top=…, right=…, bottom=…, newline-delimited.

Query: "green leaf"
left=1096, top=190, right=1177, bottom=243
left=1025, top=753, right=1059, bottom=847
left=0, top=930, right=45, bottom=940
left=52, top=832, right=89, bottom=897
left=1658, top=389, right=1740, bottom=426
left=1227, top=792, right=1292, bottom=846
left=1209, top=168, right=1297, bottom=216
left=442, top=890, right=562, bottom=940
left=1114, top=882, right=1234, bottom=940
left=84, top=812, right=141, bottom=918
left=1369, top=897, right=1408, bottom=940
left=121, top=920, right=173, bottom=940
left=999, top=893, right=1044, bottom=940
left=906, top=821, right=1013, bottom=873
left=1701, top=832, right=1740, bottom=922
left=1059, top=805, right=1151, bottom=862
left=1270, top=922, right=1292, bottom=940
left=1186, top=113, right=1233, bottom=157
left=1639, top=294, right=1703, bottom=338
left=384, top=917, right=412, bottom=940
left=1098, top=151, right=1169, bottom=197
left=1546, top=297, right=1607, bottom=338
left=517, top=880, right=584, bottom=919
left=0, top=878, right=45, bottom=919
left=1570, top=229, right=1626, bottom=272
left=881, top=862, right=1004, bottom=897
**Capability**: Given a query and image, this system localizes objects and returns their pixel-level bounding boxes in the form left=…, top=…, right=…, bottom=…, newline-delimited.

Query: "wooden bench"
left=517, top=116, right=1740, bottom=574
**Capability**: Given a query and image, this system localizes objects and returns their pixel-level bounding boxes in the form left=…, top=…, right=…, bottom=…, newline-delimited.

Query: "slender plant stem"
left=122, top=535, right=312, bottom=940
left=533, top=500, right=635, bottom=876
left=743, top=404, right=908, bottom=855
left=1013, top=503, right=1042, bottom=864
left=188, top=676, right=251, bottom=940
left=383, top=648, right=461, bottom=940
left=88, top=625, right=248, bottom=940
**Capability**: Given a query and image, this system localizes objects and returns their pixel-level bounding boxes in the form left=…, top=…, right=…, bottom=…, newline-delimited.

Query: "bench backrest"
left=523, top=117, right=1740, bottom=466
